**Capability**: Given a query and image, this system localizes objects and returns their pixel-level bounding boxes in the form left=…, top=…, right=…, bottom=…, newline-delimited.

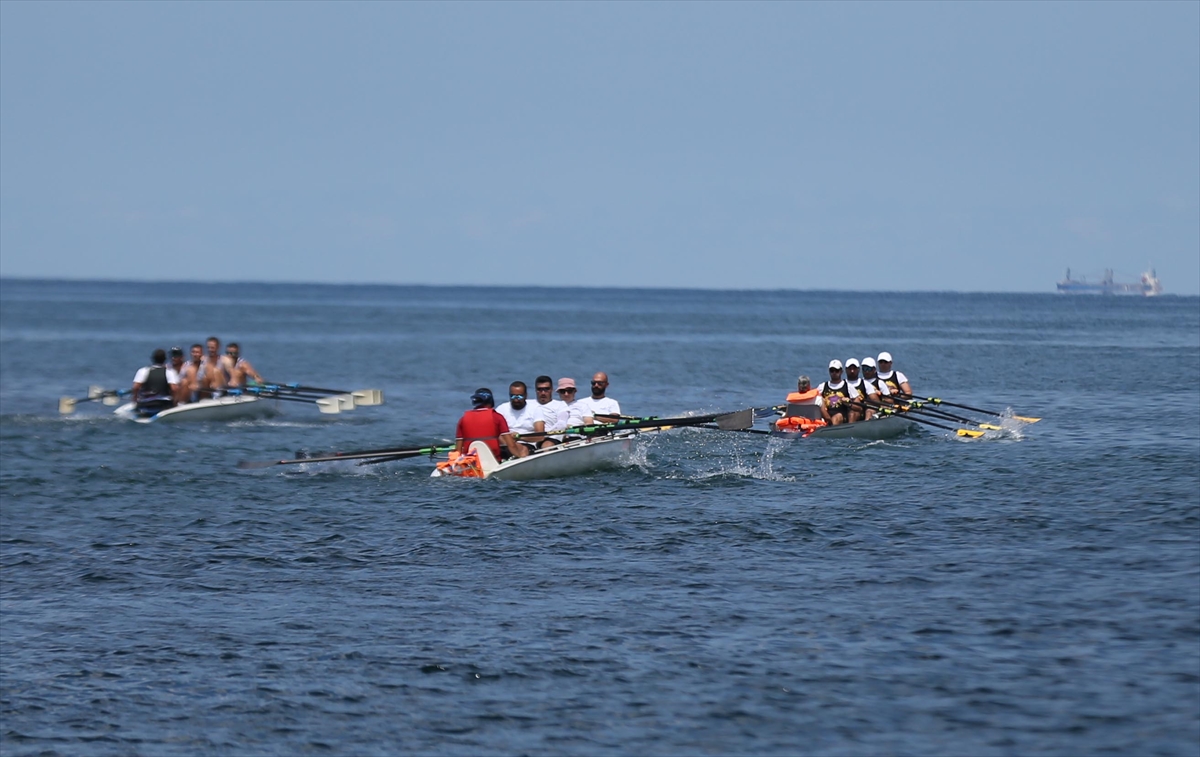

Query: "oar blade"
left=351, top=389, right=384, bottom=406
left=101, top=393, right=122, bottom=406
left=715, top=408, right=754, bottom=431
left=956, top=428, right=985, bottom=438
left=315, top=397, right=343, bottom=414
left=1012, top=415, right=1041, bottom=423
left=236, top=458, right=287, bottom=470
left=87, top=385, right=107, bottom=400
left=59, top=397, right=77, bottom=414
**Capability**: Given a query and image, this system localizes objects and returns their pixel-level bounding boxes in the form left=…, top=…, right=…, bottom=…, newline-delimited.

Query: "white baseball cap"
left=828, top=359, right=843, bottom=370
left=877, top=351, right=893, bottom=363
left=845, top=358, right=860, bottom=368
left=861, top=357, right=877, bottom=368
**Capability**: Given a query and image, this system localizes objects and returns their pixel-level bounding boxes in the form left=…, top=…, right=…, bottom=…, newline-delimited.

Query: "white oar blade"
left=102, top=393, right=122, bottom=406
left=351, top=389, right=384, bottom=406
left=59, top=397, right=77, bottom=414
left=87, top=385, right=106, bottom=400
left=334, top=394, right=356, bottom=411
left=315, top=397, right=342, bottom=414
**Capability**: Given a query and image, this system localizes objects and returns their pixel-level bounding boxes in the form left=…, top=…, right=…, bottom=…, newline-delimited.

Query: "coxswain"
left=818, top=359, right=861, bottom=426
left=495, top=381, right=544, bottom=456
left=577, top=372, right=621, bottom=424
left=455, top=388, right=525, bottom=460
left=131, top=348, right=180, bottom=416
left=876, top=351, right=912, bottom=398
left=223, top=342, right=263, bottom=388
left=786, top=375, right=821, bottom=405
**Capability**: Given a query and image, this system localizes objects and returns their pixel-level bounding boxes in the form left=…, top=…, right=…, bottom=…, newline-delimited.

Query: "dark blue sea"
left=2, top=279, right=1198, bottom=756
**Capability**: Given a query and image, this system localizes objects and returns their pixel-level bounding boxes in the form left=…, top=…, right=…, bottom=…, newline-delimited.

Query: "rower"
left=876, top=351, right=912, bottom=398
left=200, top=336, right=227, bottom=398
left=495, top=381, right=544, bottom=455
left=455, top=388, right=524, bottom=460
left=858, top=357, right=892, bottom=415
left=167, top=347, right=189, bottom=405
left=223, top=343, right=263, bottom=388
left=131, top=348, right=180, bottom=416
left=532, top=375, right=569, bottom=447
left=818, top=360, right=861, bottom=426
left=576, top=372, right=621, bottom=424
left=177, top=344, right=204, bottom=404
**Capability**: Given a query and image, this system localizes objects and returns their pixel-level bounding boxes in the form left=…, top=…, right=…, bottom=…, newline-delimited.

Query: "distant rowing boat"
left=1057, top=268, right=1162, bottom=296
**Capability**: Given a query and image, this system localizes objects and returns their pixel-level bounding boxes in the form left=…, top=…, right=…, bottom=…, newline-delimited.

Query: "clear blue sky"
left=2, top=1, right=1197, bottom=293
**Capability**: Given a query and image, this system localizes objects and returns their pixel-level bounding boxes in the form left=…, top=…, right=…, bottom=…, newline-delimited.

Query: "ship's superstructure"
left=1057, top=268, right=1162, bottom=296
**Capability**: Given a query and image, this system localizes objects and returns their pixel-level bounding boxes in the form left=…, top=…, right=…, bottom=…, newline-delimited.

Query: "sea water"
left=1, top=280, right=1198, bottom=756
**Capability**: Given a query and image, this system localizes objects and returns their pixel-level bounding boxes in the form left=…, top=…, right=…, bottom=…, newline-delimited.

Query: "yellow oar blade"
left=956, top=428, right=985, bottom=438
left=1013, top=415, right=1041, bottom=423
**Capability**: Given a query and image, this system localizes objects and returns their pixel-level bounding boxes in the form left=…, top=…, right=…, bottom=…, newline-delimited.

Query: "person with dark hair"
left=131, top=348, right=180, bottom=416
left=455, top=388, right=525, bottom=460
left=199, top=336, right=227, bottom=398
left=496, top=380, right=546, bottom=453
left=531, top=375, right=569, bottom=447
left=178, top=344, right=205, bottom=403
left=167, top=347, right=190, bottom=405
left=222, top=342, right=263, bottom=388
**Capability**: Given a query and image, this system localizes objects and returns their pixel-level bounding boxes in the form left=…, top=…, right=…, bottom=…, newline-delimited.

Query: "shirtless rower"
left=167, top=347, right=190, bottom=405
left=177, top=344, right=204, bottom=403
left=199, top=336, right=227, bottom=398
left=222, top=342, right=263, bottom=388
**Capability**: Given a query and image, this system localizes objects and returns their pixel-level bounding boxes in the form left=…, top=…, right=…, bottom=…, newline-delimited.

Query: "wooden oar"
left=237, top=443, right=455, bottom=469
left=896, top=393, right=1040, bottom=423
left=59, top=387, right=129, bottom=414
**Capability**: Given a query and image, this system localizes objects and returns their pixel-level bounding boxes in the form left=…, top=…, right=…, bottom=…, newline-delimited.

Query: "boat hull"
left=432, top=434, right=636, bottom=481
left=776, top=415, right=915, bottom=440
left=113, top=395, right=281, bottom=424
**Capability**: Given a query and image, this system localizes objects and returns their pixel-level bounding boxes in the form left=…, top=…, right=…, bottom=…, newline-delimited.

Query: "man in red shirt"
left=455, top=388, right=526, bottom=459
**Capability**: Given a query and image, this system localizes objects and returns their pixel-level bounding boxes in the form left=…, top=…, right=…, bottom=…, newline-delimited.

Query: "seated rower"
left=532, top=375, right=569, bottom=448
left=168, top=347, right=190, bottom=405
left=495, top=381, right=543, bottom=457
left=876, top=351, right=912, bottom=398
left=858, top=357, right=892, bottom=414
left=222, top=342, right=263, bottom=388
left=456, top=388, right=525, bottom=461
left=177, top=344, right=204, bottom=404
left=132, top=348, right=180, bottom=416
left=818, top=360, right=861, bottom=426
left=200, top=336, right=227, bottom=398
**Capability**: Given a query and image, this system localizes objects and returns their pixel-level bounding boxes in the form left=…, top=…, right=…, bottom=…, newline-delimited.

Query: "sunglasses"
left=510, top=394, right=525, bottom=400
left=591, top=381, right=606, bottom=386
left=829, top=367, right=842, bottom=372
left=536, top=387, right=553, bottom=393
left=558, top=388, right=576, bottom=394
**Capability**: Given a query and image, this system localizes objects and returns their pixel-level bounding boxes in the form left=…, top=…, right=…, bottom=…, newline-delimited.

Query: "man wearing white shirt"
left=495, top=381, right=546, bottom=452
left=532, top=375, right=569, bottom=447
left=576, top=372, right=621, bottom=424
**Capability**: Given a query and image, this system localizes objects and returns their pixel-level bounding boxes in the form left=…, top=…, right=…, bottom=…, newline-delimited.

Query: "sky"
left=1, top=1, right=1197, bottom=293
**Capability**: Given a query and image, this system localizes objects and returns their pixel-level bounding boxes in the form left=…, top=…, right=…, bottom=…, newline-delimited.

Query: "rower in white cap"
left=858, top=357, right=892, bottom=414
left=817, top=359, right=861, bottom=426
left=844, top=358, right=885, bottom=420
left=875, top=352, right=912, bottom=398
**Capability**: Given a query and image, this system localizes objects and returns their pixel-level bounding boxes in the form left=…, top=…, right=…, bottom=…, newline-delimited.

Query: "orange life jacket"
left=434, top=449, right=485, bottom=478
left=785, top=389, right=821, bottom=403
left=775, top=415, right=828, bottom=435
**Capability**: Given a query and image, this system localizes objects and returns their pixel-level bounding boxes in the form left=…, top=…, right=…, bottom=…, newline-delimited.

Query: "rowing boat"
left=799, top=415, right=915, bottom=440
left=113, top=395, right=281, bottom=424
left=431, top=433, right=637, bottom=481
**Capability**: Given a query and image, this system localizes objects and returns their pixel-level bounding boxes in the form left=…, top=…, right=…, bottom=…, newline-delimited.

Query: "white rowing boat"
left=431, top=434, right=637, bottom=481
left=113, top=395, right=281, bottom=424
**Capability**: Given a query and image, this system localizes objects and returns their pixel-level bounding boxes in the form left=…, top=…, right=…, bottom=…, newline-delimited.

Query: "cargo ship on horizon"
left=1057, top=268, right=1162, bottom=296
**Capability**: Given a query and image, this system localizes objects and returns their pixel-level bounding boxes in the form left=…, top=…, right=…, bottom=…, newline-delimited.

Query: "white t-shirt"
left=133, top=365, right=181, bottom=386
left=576, top=395, right=621, bottom=421
left=564, top=400, right=588, bottom=428
left=816, top=380, right=860, bottom=408
left=496, top=401, right=545, bottom=435
left=857, top=377, right=892, bottom=397
left=534, top=399, right=570, bottom=431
